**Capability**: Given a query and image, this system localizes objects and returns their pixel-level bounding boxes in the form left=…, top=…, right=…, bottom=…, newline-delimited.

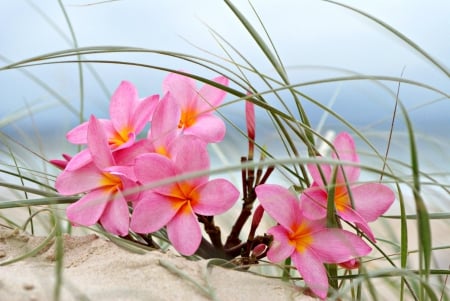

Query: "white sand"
left=0, top=226, right=315, bottom=301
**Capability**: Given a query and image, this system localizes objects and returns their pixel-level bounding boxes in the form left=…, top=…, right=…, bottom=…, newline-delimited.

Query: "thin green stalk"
left=57, top=0, right=85, bottom=125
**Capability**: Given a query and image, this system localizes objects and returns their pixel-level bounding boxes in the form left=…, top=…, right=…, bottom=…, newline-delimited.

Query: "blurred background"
left=0, top=0, right=449, bottom=203
left=0, top=0, right=449, bottom=274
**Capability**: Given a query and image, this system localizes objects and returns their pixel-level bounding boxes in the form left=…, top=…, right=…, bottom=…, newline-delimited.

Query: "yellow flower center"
left=289, top=222, right=314, bottom=253
left=99, top=172, right=123, bottom=193
left=108, top=126, right=133, bottom=148
left=169, top=182, right=200, bottom=213
left=334, top=185, right=350, bottom=212
left=178, top=108, right=198, bottom=130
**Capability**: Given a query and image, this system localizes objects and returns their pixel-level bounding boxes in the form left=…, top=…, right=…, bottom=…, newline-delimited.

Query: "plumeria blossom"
left=162, top=72, right=228, bottom=143
left=300, top=132, right=395, bottom=242
left=65, top=81, right=159, bottom=171
left=255, top=184, right=371, bottom=299
left=55, top=115, right=139, bottom=236
left=130, top=135, right=239, bottom=256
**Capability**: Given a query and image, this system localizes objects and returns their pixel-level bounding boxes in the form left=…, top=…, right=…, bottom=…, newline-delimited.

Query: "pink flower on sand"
left=300, top=132, right=395, bottom=242
left=255, top=184, right=371, bottom=299
left=56, top=115, right=139, bottom=236
left=65, top=81, right=159, bottom=170
left=130, top=135, right=239, bottom=256
left=162, top=73, right=228, bottom=143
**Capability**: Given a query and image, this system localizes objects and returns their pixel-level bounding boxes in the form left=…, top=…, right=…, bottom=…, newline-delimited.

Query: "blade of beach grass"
left=57, top=0, right=85, bottom=126
left=6, top=144, right=35, bottom=234
left=396, top=97, right=432, bottom=299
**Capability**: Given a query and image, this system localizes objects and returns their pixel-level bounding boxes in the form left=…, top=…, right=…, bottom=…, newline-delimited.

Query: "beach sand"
left=0, top=225, right=315, bottom=301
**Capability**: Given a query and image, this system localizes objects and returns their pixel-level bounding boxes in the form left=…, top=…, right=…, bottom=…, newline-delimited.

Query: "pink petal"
left=150, top=93, right=180, bottom=153
left=196, top=76, right=228, bottom=112
left=66, top=118, right=112, bottom=145
left=338, top=206, right=376, bottom=242
left=191, top=179, right=239, bottom=215
left=266, top=225, right=295, bottom=263
left=134, top=153, right=174, bottom=182
left=171, top=135, right=209, bottom=186
left=183, top=114, right=226, bottom=143
left=310, top=229, right=371, bottom=263
left=55, top=163, right=103, bottom=195
left=110, top=81, right=137, bottom=131
left=132, top=94, right=159, bottom=133
left=64, top=149, right=91, bottom=171
left=300, top=185, right=328, bottom=220
left=351, top=183, right=395, bottom=222
left=291, top=249, right=329, bottom=299
left=255, top=184, right=301, bottom=230
left=162, top=73, right=197, bottom=108
left=166, top=203, right=202, bottom=256
left=87, top=115, right=115, bottom=169
left=307, top=160, right=332, bottom=188
left=66, top=121, right=89, bottom=144
left=130, top=191, right=181, bottom=233
left=332, top=132, right=360, bottom=183
left=66, top=188, right=109, bottom=226
left=113, top=139, right=155, bottom=166
left=99, top=190, right=130, bottom=236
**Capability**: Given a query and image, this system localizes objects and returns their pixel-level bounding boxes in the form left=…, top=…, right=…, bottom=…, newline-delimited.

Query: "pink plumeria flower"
left=65, top=81, right=159, bottom=170
left=300, top=132, right=395, bottom=242
left=162, top=72, right=228, bottom=143
left=255, top=184, right=371, bottom=299
left=130, top=135, right=239, bottom=256
left=56, top=115, right=139, bottom=236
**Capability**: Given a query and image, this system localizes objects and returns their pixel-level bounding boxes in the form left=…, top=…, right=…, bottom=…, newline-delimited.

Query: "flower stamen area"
left=109, top=126, right=133, bottom=148
left=289, top=222, right=314, bottom=253
left=100, top=172, right=123, bottom=193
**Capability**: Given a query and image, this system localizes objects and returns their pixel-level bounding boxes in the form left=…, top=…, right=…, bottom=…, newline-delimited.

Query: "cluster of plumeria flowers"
left=51, top=72, right=395, bottom=299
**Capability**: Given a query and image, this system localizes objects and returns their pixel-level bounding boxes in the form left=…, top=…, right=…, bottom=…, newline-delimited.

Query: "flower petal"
left=255, top=184, right=301, bottom=230
left=87, top=115, right=115, bottom=169
left=130, top=191, right=181, bottom=233
left=150, top=92, right=180, bottom=154
left=338, top=205, right=376, bottom=242
left=196, top=76, right=228, bottom=111
left=65, top=149, right=92, bottom=171
left=110, top=81, right=137, bottom=131
left=183, top=114, right=226, bottom=143
left=135, top=153, right=176, bottom=183
left=66, top=121, right=89, bottom=144
left=351, top=183, right=395, bottom=222
left=291, top=249, right=329, bottom=299
left=332, top=132, right=360, bottom=183
left=167, top=203, right=202, bottom=256
left=162, top=72, right=197, bottom=107
left=307, top=160, right=332, bottom=188
left=266, top=225, right=295, bottom=263
left=300, top=185, right=328, bottom=220
left=132, top=94, right=159, bottom=133
left=113, top=139, right=155, bottom=166
left=99, top=190, right=130, bottom=236
left=171, top=135, right=209, bottom=186
left=66, top=188, right=109, bottom=226
left=310, top=228, right=371, bottom=263
left=191, top=179, right=239, bottom=215
left=55, top=163, right=103, bottom=195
